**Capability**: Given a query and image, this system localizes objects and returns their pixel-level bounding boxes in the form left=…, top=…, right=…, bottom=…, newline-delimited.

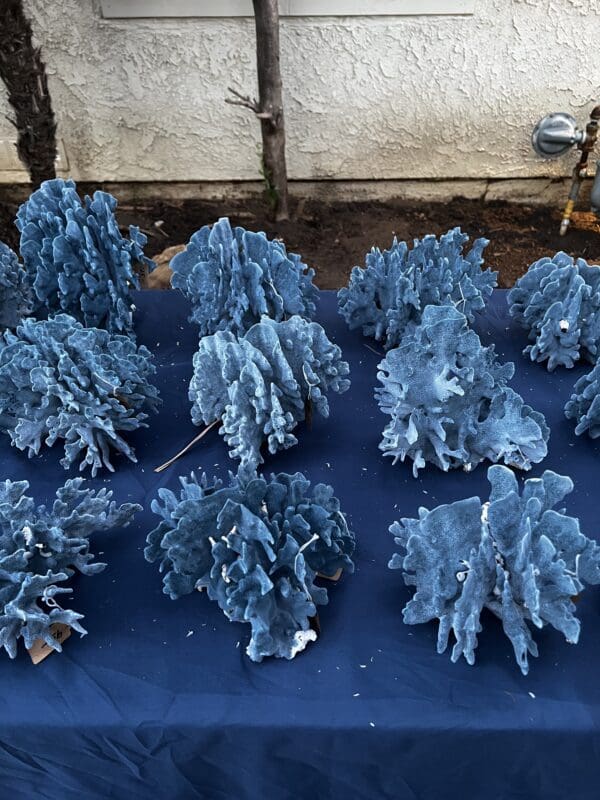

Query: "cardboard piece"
left=317, top=567, right=343, bottom=582
left=27, top=623, right=71, bottom=665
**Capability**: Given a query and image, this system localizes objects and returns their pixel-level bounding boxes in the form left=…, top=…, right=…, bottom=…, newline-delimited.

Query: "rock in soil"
left=147, top=243, right=184, bottom=289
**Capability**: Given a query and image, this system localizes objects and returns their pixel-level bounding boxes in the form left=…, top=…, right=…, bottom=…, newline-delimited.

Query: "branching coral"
left=171, top=217, right=318, bottom=337
left=145, top=469, right=355, bottom=661
left=0, top=478, right=140, bottom=658
left=190, top=315, right=350, bottom=470
left=0, top=314, right=160, bottom=475
left=0, top=241, right=32, bottom=330
left=508, top=251, right=600, bottom=370
left=389, top=465, right=600, bottom=675
left=565, top=363, right=600, bottom=438
left=16, top=178, right=154, bottom=334
left=375, top=305, right=549, bottom=476
left=337, top=227, right=497, bottom=349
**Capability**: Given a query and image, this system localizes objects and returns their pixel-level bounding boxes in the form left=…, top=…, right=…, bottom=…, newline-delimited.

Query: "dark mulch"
left=0, top=200, right=17, bottom=253
left=2, top=193, right=599, bottom=289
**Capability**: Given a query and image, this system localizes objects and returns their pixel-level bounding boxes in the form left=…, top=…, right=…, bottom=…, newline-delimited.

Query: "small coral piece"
left=190, top=315, right=350, bottom=470
left=376, top=305, right=549, bottom=476
left=565, top=362, right=600, bottom=438
left=389, top=465, right=600, bottom=675
left=338, top=227, right=497, bottom=349
left=508, top=251, right=600, bottom=370
left=0, top=478, right=140, bottom=658
left=145, top=469, right=355, bottom=662
left=16, top=178, right=154, bottom=334
left=171, top=217, right=318, bottom=337
left=0, top=314, right=160, bottom=475
left=0, top=242, right=32, bottom=330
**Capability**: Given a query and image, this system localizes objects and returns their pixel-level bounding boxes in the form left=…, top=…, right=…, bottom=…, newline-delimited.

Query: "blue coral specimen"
left=0, top=242, right=32, bottom=330
left=190, top=314, right=350, bottom=470
left=0, top=314, right=160, bottom=475
left=145, top=469, right=355, bottom=661
left=376, top=305, right=549, bottom=476
left=16, top=178, right=154, bottom=334
left=170, top=217, right=318, bottom=337
left=565, top=363, right=600, bottom=438
left=338, top=227, right=497, bottom=349
left=389, top=465, right=600, bottom=675
left=508, top=251, right=600, bottom=370
left=0, top=478, right=140, bottom=658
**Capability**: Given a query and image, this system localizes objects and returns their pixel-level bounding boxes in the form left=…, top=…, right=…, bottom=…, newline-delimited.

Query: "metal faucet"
left=531, top=105, right=600, bottom=235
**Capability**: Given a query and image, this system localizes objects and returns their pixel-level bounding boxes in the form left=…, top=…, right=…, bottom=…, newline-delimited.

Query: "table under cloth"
left=1, top=289, right=599, bottom=800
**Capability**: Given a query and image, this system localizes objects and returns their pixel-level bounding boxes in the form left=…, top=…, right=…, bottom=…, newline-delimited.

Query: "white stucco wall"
left=0, top=0, right=598, bottom=183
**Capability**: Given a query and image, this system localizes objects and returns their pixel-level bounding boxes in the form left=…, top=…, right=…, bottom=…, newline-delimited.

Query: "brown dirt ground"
left=2, top=194, right=600, bottom=290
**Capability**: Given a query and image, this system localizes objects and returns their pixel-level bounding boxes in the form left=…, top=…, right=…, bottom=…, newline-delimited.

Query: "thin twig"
left=154, top=420, right=219, bottom=473
left=120, top=225, right=157, bottom=239
left=225, top=87, right=260, bottom=113
left=225, top=87, right=273, bottom=121
left=363, top=343, right=384, bottom=357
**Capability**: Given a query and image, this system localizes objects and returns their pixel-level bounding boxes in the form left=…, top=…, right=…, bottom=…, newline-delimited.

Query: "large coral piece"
left=565, top=362, right=600, bottom=438
left=508, top=251, right=600, bottom=370
left=16, top=178, right=154, bottom=334
left=389, top=465, right=600, bottom=675
left=0, top=478, right=140, bottom=658
left=338, top=227, right=497, bottom=350
left=171, top=217, right=318, bottom=337
left=190, top=314, right=350, bottom=470
left=0, top=314, right=160, bottom=475
left=376, top=305, right=549, bottom=476
left=145, top=469, right=355, bottom=661
left=0, top=242, right=32, bottom=330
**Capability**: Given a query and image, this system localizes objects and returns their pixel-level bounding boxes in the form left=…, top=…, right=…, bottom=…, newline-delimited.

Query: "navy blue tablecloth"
left=1, top=290, right=599, bottom=800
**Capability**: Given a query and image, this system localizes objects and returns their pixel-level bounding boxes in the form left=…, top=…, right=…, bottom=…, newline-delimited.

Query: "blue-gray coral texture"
left=171, top=217, right=318, bottom=337
left=0, top=314, right=160, bottom=476
left=0, top=478, right=140, bottom=658
left=338, top=227, right=497, bottom=350
left=389, top=465, right=600, bottom=675
left=565, top=362, right=600, bottom=438
left=16, top=178, right=154, bottom=334
left=145, top=469, right=355, bottom=661
left=508, top=251, right=600, bottom=370
left=190, top=314, right=350, bottom=470
left=0, top=242, right=32, bottom=330
left=376, top=305, right=549, bottom=476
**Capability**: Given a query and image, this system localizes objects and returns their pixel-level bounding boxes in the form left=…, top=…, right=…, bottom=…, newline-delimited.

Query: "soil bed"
left=2, top=194, right=599, bottom=289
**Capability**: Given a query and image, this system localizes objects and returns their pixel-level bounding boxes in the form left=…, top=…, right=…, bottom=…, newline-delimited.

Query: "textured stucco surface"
left=0, top=0, right=599, bottom=182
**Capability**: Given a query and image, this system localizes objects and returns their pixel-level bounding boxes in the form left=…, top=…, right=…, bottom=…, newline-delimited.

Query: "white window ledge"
left=100, top=1, right=475, bottom=19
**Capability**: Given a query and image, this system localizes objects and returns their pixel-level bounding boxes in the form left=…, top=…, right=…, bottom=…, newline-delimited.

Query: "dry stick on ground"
left=0, top=0, right=57, bottom=188
left=154, top=420, right=220, bottom=473
left=226, top=0, right=289, bottom=221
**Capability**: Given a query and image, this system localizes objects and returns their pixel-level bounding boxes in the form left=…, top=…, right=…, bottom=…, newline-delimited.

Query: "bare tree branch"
left=253, top=0, right=289, bottom=220
left=224, top=1, right=289, bottom=220
left=225, top=87, right=261, bottom=114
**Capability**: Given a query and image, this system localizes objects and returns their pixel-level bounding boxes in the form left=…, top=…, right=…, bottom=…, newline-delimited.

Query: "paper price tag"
left=28, top=623, right=71, bottom=665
